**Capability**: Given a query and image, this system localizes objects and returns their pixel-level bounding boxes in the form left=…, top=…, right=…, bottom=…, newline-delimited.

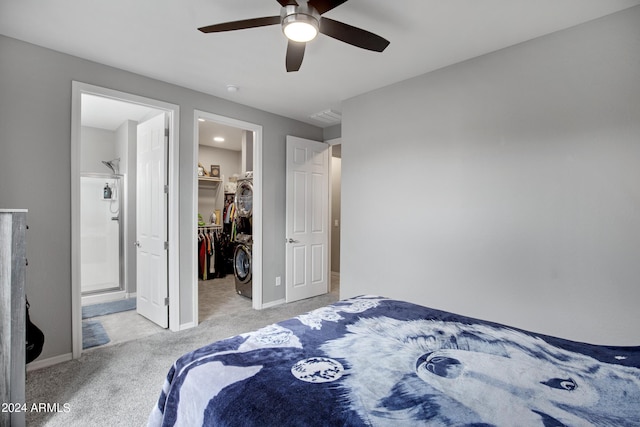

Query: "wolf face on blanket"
left=321, top=316, right=640, bottom=426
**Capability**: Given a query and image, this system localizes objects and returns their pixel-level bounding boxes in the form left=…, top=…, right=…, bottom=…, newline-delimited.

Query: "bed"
left=148, top=296, right=640, bottom=426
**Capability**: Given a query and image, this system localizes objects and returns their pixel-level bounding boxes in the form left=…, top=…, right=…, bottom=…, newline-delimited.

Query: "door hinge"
left=164, top=297, right=169, bottom=306
left=164, top=241, right=169, bottom=250
left=164, top=128, right=169, bottom=138
left=164, top=185, right=169, bottom=194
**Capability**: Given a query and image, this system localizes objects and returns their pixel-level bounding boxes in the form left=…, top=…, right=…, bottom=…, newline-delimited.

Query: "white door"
left=285, top=136, right=330, bottom=302
left=136, top=113, right=169, bottom=327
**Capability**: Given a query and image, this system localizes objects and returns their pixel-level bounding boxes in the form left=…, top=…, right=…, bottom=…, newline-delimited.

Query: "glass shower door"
left=80, top=175, right=122, bottom=294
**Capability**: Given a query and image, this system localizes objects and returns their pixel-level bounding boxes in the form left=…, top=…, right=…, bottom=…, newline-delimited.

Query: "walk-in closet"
left=197, top=117, right=254, bottom=321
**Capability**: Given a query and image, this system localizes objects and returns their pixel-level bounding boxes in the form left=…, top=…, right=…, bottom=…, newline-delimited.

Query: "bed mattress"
left=149, top=296, right=640, bottom=426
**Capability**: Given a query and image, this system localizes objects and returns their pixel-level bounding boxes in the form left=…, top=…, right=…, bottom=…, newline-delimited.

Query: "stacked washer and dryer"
left=233, top=172, right=253, bottom=298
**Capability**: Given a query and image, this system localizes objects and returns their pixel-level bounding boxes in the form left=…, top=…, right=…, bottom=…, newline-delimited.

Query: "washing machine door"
left=233, top=244, right=252, bottom=284
left=235, top=179, right=253, bottom=218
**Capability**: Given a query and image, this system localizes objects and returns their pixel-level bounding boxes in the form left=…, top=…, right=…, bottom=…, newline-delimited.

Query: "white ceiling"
left=81, top=94, right=161, bottom=130
left=198, top=119, right=245, bottom=151
left=81, top=94, right=245, bottom=151
left=2, top=0, right=639, bottom=127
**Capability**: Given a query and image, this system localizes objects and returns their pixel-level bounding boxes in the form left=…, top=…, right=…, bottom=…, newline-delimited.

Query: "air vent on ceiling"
left=309, top=109, right=341, bottom=125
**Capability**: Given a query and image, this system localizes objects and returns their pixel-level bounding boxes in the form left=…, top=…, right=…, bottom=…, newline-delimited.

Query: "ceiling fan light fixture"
left=282, top=5, right=320, bottom=43
left=283, top=17, right=318, bottom=42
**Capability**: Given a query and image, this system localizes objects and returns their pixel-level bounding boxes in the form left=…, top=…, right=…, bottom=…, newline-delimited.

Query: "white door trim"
left=191, top=111, right=263, bottom=321
left=71, top=81, right=180, bottom=358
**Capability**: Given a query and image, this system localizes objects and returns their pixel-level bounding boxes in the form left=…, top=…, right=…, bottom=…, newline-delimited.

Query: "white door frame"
left=70, top=82, right=180, bottom=358
left=192, top=111, right=263, bottom=322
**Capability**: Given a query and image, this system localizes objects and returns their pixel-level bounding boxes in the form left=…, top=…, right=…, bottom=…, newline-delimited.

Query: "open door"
left=136, top=113, right=169, bottom=327
left=285, top=136, right=330, bottom=302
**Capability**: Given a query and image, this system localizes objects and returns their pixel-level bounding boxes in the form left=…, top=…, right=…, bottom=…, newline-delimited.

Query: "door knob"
left=134, top=241, right=141, bottom=248
left=287, top=238, right=300, bottom=244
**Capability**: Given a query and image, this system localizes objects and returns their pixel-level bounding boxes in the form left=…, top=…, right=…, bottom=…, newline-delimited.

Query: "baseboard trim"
left=261, top=298, right=285, bottom=309
left=179, top=321, right=196, bottom=331
left=27, top=353, right=73, bottom=371
left=81, top=290, right=129, bottom=306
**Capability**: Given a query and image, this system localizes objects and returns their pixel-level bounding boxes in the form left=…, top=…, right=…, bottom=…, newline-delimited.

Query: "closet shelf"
left=198, top=177, right=222, bottom=183
left=199, top=177, right=222, bottom=194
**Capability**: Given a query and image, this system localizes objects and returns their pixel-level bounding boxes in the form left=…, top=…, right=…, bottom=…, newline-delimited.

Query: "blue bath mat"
left=82, top=298, right=136, bottom=319
left=82, top=320, right=110, bottom=349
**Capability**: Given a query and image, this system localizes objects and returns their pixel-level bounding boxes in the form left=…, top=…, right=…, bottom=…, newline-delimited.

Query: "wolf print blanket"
left=148, top=296, right=640, bottom=426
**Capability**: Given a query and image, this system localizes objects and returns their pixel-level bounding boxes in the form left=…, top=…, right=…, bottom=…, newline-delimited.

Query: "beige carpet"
left=198, top=274, right=252, bottom=323
left=85, top=274, right=252, bottom=350
left=26, top=273, right=340, bottom=426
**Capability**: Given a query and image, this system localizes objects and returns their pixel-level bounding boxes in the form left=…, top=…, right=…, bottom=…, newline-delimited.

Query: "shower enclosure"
left=80, top=173, right=124, bottom=295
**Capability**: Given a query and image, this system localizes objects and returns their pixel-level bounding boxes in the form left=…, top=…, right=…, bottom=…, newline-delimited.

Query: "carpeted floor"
left=82, top=275, right=250, bottom=351
left=25, top=274, right=340, bottom=426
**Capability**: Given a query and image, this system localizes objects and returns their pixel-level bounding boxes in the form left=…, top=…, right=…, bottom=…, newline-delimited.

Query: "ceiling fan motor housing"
left=281, top=4, right=321, bottom=42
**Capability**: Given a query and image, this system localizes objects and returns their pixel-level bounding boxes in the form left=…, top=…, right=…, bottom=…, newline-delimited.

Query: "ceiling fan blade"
left=319, top=17, right=389, bottom=52
left=286, top=40, right=306, bottom=72
left=308, top=0, right=349, bottom=15
left=276, top=0, right=299, bottom=6
left=198, top=16, right=281, bottom=33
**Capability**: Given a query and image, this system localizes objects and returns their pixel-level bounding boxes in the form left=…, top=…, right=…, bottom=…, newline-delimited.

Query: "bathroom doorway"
left=78, top=93, right=162, bottom=305
left=71, top=82, right=180, bottom=358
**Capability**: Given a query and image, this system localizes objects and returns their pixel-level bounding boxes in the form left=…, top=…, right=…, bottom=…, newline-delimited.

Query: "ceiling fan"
left=198, top=0, right=390, bottom=72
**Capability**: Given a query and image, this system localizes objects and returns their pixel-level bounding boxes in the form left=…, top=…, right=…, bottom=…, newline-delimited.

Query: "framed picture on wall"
left=210, top=165, right=220, bottom=178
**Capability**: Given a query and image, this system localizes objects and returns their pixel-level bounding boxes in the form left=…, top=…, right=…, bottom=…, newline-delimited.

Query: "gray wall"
left=330, top=156, right=341, bottom=273
left=341, top=6, right=640, bottom=345
left=198, top=145, right=241, bottom=220
left=116, top=120, right=138, bottom=295
left=80, top=127, right=116, bottom=172
left=323, top=124, right=341, bottom=141
left=244, top=130, right=254, bottom=172
left=0, top=35, right=322, bottom=360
